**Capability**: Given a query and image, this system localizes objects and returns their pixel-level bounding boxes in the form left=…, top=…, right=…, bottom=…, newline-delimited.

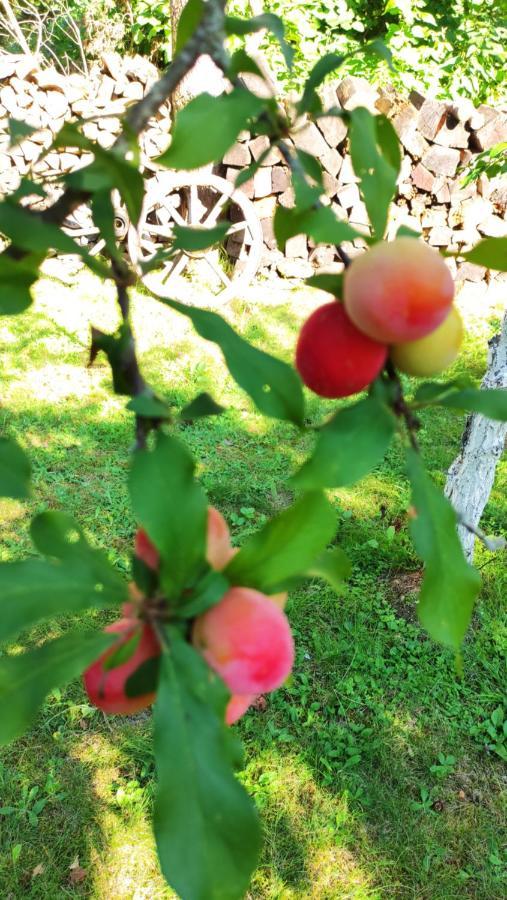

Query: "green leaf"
left=175, top=0, right=205, bottom=53
left=225, top=492, right=337, bottom=593
left=0, top=202, right=111, bottom=278
left=376, top=115, right=402, bottom=174
left=127, top=392, right=172, bottom=419
left=348, top=107, right=399, bottom=240
left=274, top=205, right=361, bottom=248
left=306, top=547, right=352, bottom=592
left=0, top=252, right=39, bottom=315
left=463, top=237, right=507, bottom=271
left=89, top=324, right=138, bottom=396
left=396, top=225, right=421, bottom=239
left=180, top=392, right=225, bottom=420
left=438, top=388, right=507, bottom=421
left=157, top=297, right=305, bottom=426
left=366, top=38, right=394, bottom=69
left=0, top=629, right=113, bottom=746
left=176, top=569, right=230, bottom=619
left=298, top=53, right=345, bottom=114
left=153, top=630, right=261, bottom=900
left=228, top=49, right=265, bottom=81
left=158, top=89, right=265, bottom=170
left=129, top=432, right=208, bottom=600
left=225, top=13, right=294, bottom=69
left=90, top=190, right=123, bottom=262
left=0, top=436, right=31, bottom=498
left=305, top=273, right=344, bottom=296
left=293, top=397, right=396, bottom=489
left=172, top=222, right=231, bottom=253
left=0, top=513, right=126, bottom=645
left=406, top=449, right=481, bottom=649
left=8, top=118, right=36, bottom=147
left=125, top=655, right=160, bottom=698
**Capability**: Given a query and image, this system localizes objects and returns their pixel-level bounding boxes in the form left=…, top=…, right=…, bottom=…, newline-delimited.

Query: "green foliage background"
left=2, top=1, right=506, bottom=102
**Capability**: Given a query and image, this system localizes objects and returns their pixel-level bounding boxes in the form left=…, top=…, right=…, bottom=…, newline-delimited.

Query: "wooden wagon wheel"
left=127, top=171, right=263, bottom=303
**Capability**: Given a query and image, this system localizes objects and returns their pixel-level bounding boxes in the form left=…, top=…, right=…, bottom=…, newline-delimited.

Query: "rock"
left=102, top=52, right=125, bottom=80
left=428, top=224, right=452, bottom=246
left=421, top=145, right=460, bottom=177
left=433, top=178, right=451, bottom=204
left=309, top=245, right=336, bottom=267
left=490, top=180, right=507, bottom=214
left=460, top=196, right=494, bottom=228
left=456, top=261, right=486, bottom=282
left=421, top=207, right=448, bottom=229
left=253, top=196, right=277, bottom=219
left=285, top=234, right=307, bottom=258
left=248, top=134, right=281, bottom=165
left=33, top=67, right=67, bottom=93
left=253, top=167, right=272, bottom=198
left=317, top=114, right=347, bottom=148
left=448, top=98, right=476, bottom=123
left=0, top=55, right=19, bottom=80
left=336, top=76, right=379, bottom=113
left=412, top=163, right=436, bottom=192
left=417, top=99, right=448, bottom=141
left=322, top=172, right=339, bottom=197
left=97, top=75, right=116, bottom=104
left=223, top=142, right=251, bottom=167
left=39, top=90, right=69, bottom=119
left=320, top=147, right=342, bottom=177
left=392, top=104, right=429, bottom=158
left=21, top=140, right=40, bottom=162
left=433, top=116, right=469, bottom=149
left=271, top=166, right=290, bottom=194
left=336, top=182, right=360, bottom=210
left=472, top=113, right=507, bottom=152
left=123, top=80, right=144, bottom=101
left=292, top=121, right=329, bottom=158
left=279, top=186, right=295, bottom=208
left=1, top=84, right=21, bottom=116
left=409, top=89, right=426, bottom=110
left=478, top=214, right=507, bottom=237
left=261, top=216, right=277, bottom=249
left=277, top=258, right=313, bottom=279
left=339, top=154, right=359, bottom=184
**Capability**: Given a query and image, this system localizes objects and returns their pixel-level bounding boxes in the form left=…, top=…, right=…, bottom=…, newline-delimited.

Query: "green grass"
left=0, top=271, right=505, bottom=898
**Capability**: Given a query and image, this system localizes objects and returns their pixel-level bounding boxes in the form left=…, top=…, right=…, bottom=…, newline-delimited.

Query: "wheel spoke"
left=140, top=237, right=158, bottom=254
left=89, top=238, right=106, bottom=257
left=204, top=253, right=232, bottom=288
left=145, top=223, right=174, bottom=237
left=166, top=205, right=187, bottom=228
left=227, top=220, right=248, bottom=236
left=161, top=251, right=189, bottom=284
left=203, top=192, right=229, bottom=227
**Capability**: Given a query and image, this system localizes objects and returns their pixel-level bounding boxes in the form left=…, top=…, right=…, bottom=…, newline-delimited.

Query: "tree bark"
left=445, top=309, right=507, bottom=561
left=169, top=0, right=225, bottom=115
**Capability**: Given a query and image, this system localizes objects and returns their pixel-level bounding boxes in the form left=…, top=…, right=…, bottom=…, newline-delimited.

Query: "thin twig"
left=384, top=360, right=421, bottom=451
left=454, top=512, right=506, bottom=554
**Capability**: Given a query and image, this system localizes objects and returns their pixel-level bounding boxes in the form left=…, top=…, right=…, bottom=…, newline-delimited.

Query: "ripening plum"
left=192, top=586, right=294, bottom=695
left=226, top=693, right=258, bottom=725
left=295, top=301, right=388, bottom=398
left=343, top=238, right=454, bottom=343
left=83, top=615, right=161, bottom=715
left=390, top=306, right=463, bottom=376
left=134, top=506, right=236, bottom=574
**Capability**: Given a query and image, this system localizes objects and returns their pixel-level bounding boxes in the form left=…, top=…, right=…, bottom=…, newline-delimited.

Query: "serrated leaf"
left=225, top=13, right=294, bottom=69
left=158, top=89, right=265, bottom=170
left=156, top=297, right=305, bottom=426
left=406, top=449, right=481, bottom=649
left=274, top=205, right=361, bottom=248
left=153, top=630, right=261, bottom=900
left=8, top=118, right=37, bottom=147
left=0, top=514, right=126, bottom=645
left=172, top=222, right=230, bottom=253
left=180, top=392, right=225, bottom=420
left=463, top=237, right=507, bottom=271
left=305, top=273, right=344, bottom=296
left=0, top=436, right=31, bottom=498
left=225, top=492, right=337, bottom=593
left=306, top=547, right=351, bottom=592
left=0, top=202, right=111, bottom=278
left=0, top=629, right=113, bottom=746
left=127, top=393, right=172, bottom=419
left=438, top=387, right=507, bottom=421
left=348, top=107, right=399, bottom=239
left=129, top=432, right=208, bottom=600
left=175, top=0, right=205, bottom=52
left=298, top=53, right=345, bottom=114
left=293, top=397, right=396, bottom=489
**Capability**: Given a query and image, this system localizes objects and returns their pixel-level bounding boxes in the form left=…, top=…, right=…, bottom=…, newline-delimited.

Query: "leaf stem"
left=384, top=360, right=421, bottom=451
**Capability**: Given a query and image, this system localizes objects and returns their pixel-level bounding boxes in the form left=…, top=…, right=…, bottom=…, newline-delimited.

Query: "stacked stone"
left=222, top=76, right=507, bottom=284
left=0, top=53, right=505, bottom=292
left=0, top=51, right=170, bottom=195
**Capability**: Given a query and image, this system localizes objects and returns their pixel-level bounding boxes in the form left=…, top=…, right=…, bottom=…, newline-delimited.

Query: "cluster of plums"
left=296, top=237, right=462, bottom=398
left=83, top=508, right=294, bottom=725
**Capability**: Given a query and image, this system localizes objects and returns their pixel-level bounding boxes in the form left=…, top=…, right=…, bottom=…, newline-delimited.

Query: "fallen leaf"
left=32, top=863, right=44, bottom=878
left=69, top=865, right=87, bottom=885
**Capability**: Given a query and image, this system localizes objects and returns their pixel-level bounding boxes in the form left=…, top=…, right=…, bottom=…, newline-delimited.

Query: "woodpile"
left=0, top=55, right=506, bottom=292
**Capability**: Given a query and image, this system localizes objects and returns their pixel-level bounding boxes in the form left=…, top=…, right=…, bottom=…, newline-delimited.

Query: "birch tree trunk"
left=445, top=309, right=507, bottom=561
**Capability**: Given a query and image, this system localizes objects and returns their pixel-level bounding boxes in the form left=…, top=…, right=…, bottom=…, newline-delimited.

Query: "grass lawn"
left=0, top=270, right=505, bottom=899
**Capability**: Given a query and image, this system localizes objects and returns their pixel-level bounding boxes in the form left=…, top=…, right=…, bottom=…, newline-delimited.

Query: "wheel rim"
left=128, top=171, right=263, bottom=303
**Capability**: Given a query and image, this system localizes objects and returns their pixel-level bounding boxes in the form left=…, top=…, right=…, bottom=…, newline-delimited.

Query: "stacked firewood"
left=0, top=53, right=505, bottom=289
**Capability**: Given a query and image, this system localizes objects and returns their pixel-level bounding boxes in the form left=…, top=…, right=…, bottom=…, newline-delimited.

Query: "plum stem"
left=384, top=360, right=421, bottom=451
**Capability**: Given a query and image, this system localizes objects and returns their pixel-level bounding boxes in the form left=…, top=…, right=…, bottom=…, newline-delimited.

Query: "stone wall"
left=1, top=51, right=506, bottom=292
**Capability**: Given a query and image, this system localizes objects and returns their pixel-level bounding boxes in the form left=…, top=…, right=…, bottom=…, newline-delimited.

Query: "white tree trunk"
left=445, top=309, right=507, bottom=562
